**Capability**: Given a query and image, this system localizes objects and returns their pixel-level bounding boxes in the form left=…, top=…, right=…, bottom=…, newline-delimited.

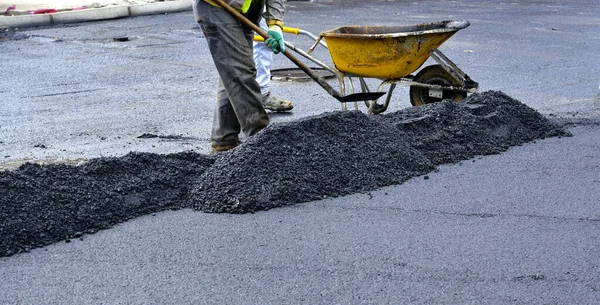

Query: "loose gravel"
left=191, top=91, right=569, bottom=213
left=0, top=152, right=214, bottom=257
left=0, top=91, right=569, bottom=257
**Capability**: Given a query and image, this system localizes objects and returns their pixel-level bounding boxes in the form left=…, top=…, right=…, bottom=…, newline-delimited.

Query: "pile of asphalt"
left=192, top=110, right=435, bottom=213
left=191, top=91, right=569, bottom=213
left=0, top=152, right=214, bottom=257
left=0, top=91, right=569, bottom=257
left=377, top=90, right=568, bottom=165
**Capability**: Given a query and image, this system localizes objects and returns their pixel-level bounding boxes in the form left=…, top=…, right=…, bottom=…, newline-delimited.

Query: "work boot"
left=210, top=142, right=240, bottom=154
left=262, top=91, right=293, bottom=112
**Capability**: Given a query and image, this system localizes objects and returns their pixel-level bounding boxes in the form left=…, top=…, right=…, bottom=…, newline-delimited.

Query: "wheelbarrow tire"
left=409, top=64, right=467, bottom=106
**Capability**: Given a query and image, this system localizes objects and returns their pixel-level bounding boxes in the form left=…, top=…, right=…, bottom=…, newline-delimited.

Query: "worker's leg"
left=253, top=18, right=294, bottom=112
left=194, top=0, right=269, bottom=146
left=211, top=78, right=240, bottom=146
left=254, top=18, right=272, bottom=96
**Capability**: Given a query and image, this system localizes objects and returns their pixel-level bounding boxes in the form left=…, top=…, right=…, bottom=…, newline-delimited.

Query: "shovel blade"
left=335, top=92, right=386, bottom=103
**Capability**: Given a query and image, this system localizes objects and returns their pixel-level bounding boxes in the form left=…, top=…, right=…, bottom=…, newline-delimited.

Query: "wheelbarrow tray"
left=320, top=20, right=470, bottom=79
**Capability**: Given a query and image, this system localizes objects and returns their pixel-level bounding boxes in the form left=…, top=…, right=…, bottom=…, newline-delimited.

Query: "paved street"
left=1, top=0, right=599, bottom=304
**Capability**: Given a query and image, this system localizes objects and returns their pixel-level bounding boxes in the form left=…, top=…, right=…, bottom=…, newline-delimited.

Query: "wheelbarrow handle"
left=210, top=0, right=384, bottom=103
left=254, top=26, right=300, bottom=42
left=282, top=26, right=301, bottom=35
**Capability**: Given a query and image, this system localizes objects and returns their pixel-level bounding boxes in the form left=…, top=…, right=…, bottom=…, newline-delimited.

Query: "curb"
left=0, top=0, right=192, bottom=28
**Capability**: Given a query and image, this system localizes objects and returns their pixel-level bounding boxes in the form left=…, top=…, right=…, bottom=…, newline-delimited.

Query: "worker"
left=254, top=17, right=294, bottom=112
left=193, top=0, right=287, bottom=153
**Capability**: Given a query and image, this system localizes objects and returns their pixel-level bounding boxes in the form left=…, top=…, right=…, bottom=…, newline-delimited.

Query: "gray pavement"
left=1, top=0, right=600, bottom=304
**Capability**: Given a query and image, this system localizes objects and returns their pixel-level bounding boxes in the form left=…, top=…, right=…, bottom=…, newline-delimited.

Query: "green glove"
left=265, top=25, right=286, bottom=54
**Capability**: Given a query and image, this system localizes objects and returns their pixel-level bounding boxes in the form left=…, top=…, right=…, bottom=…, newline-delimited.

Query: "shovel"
left=210, top=0, right=385, bottom=103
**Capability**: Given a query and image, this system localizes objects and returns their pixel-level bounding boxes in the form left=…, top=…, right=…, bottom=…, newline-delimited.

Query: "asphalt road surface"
left=1, top=0, right=599, bottom=304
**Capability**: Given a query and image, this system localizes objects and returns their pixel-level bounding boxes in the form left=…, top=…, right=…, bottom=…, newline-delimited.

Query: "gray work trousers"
left=193, top=0, right=269, bottom=146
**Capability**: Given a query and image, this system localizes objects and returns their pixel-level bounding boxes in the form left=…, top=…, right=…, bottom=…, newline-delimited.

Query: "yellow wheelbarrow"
left=318, top=21, right=479, bottom=113
left=253, top=20, right=479, bottom=114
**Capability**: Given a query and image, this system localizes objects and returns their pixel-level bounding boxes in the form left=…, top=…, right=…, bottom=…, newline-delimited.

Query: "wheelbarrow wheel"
left=409, top=64, right=467, bottom=106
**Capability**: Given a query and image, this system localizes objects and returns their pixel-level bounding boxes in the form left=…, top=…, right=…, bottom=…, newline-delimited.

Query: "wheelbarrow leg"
left=368, top=82, right=396, bottom=114
left=348, top=77, right=359, bottom=111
